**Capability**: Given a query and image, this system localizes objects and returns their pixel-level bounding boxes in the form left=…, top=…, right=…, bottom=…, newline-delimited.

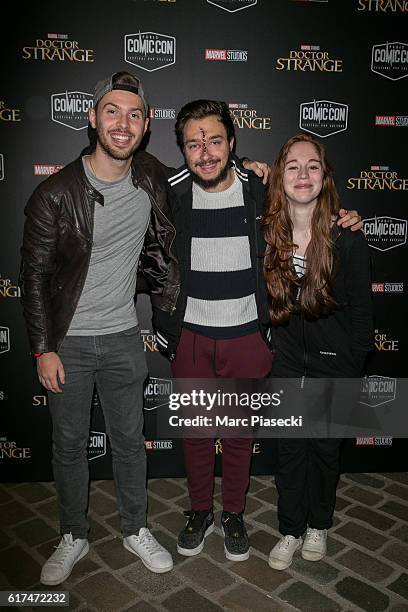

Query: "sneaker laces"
left=223, top=513, right=245, bottom=538
left=183, top=510, right=210, bottom=532
left=279, top=535, right=296, bottom=550
left=50, top=534, right=75, bottom=565
left=306, top=528, right=323, bottom=543
left=136, top=528, right=163, bottom=555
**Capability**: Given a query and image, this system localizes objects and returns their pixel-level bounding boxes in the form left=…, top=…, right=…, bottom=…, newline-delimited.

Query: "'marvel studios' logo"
left=33, top=164, right=64, bottom=176
left=372, top=282, right=404, bottom=293
left=375, top=115, right=408, bottom=127
left=51, top=91, right=93, bottom=130
left=371, top=42, right=408, bottom=80
left=125, top=32, right=176, bottom=71
left=299, top=100, right=348, bottom=137
left=149, top=108, right=176, bottom=120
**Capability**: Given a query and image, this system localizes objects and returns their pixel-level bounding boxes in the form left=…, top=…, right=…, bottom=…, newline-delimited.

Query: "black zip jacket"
left=271, top=227, right=374, bottom=379
left=20, top=151, right=179, bottom=354
left=152, top=156, right=272, bottom=361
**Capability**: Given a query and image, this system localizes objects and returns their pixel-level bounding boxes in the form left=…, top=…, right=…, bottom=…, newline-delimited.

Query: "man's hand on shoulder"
left=337, top=208, right=363, bottom=231
left=37, top=352, right=65, bottom=393
left=242, top=159, right=270, bottom=185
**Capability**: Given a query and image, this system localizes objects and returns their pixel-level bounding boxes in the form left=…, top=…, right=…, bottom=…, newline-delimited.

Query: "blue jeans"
left=48, top=326, right=148, bottom=539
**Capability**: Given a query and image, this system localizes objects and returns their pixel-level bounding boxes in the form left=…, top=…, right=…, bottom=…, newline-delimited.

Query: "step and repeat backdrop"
left=0, top=0, right=407, bottom=481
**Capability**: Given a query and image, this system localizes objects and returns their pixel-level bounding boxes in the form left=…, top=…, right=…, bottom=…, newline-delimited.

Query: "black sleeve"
left=342, top=230, right=374, bottom=373
left=137, top=168, right=177, bottom=297
left=19, top=189, right=59, bottom=353
left=151, top=306, right=181, bottom=361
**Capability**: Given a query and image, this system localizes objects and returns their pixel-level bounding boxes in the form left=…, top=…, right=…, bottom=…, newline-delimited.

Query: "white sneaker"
left=301, top=528, right=327, bottom=561
left=124, top=528, right=173, bottom=573
left=268, top=535, right=302, bottom=570
left=40, top=533, right=89, bottom=585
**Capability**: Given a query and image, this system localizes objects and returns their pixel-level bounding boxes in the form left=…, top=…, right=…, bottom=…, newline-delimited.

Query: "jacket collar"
left=77, top=152, right=148, bottom=206
left=130, top=150, right=148, bottom=187
left=231, top=155, right=250, bottom=189
left=76, top=156, right=104, bottom=206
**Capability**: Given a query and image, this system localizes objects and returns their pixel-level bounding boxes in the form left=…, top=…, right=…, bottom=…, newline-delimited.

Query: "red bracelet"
left=33, top=353, right=43, bottom=358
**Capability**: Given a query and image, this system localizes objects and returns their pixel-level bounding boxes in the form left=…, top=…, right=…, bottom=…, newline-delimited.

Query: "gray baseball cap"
left=93, top=71, right=148, bottom=117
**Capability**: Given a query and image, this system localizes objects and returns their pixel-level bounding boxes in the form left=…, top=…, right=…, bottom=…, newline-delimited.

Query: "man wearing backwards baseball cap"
left=21, top=70, right=269, bottom=585
left=20, top=71, right=179, bottom=584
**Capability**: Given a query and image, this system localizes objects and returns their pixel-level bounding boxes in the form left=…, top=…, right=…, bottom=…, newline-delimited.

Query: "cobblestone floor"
left=1, top=474, right=408, bottom=611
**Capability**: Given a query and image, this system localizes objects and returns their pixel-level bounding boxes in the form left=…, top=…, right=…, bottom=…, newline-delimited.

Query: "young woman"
left=263, top=133, right=373, bottom=570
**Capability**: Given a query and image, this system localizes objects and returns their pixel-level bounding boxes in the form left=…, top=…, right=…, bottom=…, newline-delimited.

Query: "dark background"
left=0, top=0, right=406, bottom=481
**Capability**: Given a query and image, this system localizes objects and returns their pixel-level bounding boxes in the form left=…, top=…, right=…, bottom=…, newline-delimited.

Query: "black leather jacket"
left=271, top=227, right=373, bottom=378
left=20, top=151, right=179, bottom=354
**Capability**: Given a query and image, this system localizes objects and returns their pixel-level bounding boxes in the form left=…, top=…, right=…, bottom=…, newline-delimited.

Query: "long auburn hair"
left=263, top=133, right=340, bottom=325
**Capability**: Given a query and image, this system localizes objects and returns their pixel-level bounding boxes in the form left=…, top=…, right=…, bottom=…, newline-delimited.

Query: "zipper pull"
left=301, top=375, right=305, bottom=389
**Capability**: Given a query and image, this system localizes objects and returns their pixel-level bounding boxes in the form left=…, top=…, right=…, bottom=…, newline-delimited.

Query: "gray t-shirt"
left=66, top=157, right=151, bottom=335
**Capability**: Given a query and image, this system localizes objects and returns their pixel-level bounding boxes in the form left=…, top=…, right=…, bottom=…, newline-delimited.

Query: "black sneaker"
left=221, top=511, right=250, bottom=561
left=177, top=510, right=214, bottom=556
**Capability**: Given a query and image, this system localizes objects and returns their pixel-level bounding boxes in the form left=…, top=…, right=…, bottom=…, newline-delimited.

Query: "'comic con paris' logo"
left=51, top=91, right=93, bottom=130
left=359, top=375, right=396, bottom=408
left=144, top=377, right=172, bottom=411
left=363, top=216, right=407, bottom=251
left=299, top=100, right=348, bottom=137
left=0, top=327, right=10, bottom=355
left=124, top=32, right=176, bottom=72
left=371, top=42, right=408, bottom=81
left=87, top=431, right=106, bottom=461
left=206, top=0, right=257, bottom=11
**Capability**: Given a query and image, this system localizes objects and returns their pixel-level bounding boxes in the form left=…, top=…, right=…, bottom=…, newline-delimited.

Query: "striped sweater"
left=183, top=171, right=258, bottom=339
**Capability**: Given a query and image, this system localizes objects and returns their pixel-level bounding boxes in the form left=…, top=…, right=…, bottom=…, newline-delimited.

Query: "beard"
left=189, top=156, right=232, bottom=190
left=95, top=124, right=139, bottom=161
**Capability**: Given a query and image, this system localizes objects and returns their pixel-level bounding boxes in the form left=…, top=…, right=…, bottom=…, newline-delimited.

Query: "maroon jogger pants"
left=171, top=328, right=273, bottom=513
